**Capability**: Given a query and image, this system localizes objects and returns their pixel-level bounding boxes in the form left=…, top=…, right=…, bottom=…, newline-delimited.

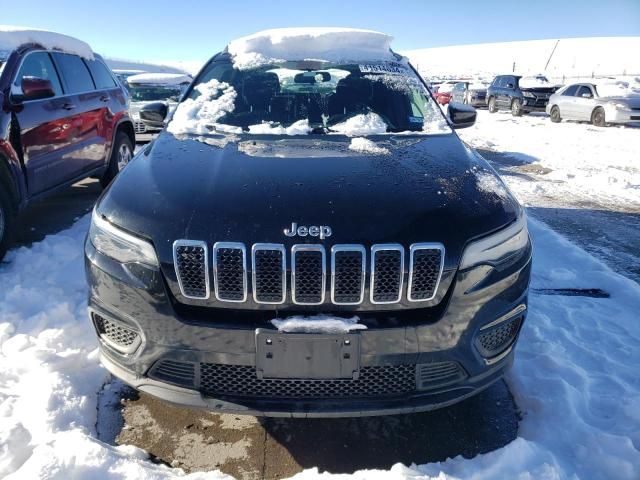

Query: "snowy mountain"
left=403, top=36, right=640, bottom=82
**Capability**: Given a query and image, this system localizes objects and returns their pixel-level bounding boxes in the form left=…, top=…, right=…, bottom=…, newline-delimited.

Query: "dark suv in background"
left=0, top=32, right=135, bottom=259
left=487, top=74, right=558, bottom=116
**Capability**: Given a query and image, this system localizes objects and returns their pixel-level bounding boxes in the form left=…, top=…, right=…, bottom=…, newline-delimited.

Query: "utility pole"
left=545, top=39, right=560, bottom=71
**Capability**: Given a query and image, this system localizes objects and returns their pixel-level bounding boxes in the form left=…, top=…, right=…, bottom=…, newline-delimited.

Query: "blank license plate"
left=255, top=330, right=360, bottom=379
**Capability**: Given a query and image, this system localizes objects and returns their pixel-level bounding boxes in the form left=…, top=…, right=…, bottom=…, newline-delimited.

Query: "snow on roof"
left=127, top=72, right=192, bottom=86
left=227, top=27, right=397, bottom=70
left=0, top=25, right=94, bottom=59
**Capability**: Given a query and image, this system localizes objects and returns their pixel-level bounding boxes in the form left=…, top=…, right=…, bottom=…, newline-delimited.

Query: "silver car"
left=546, top=83, right=640, bottom=127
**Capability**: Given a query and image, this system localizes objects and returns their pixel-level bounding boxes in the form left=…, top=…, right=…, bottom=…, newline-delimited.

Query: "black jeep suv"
left=487, top=74, right=558, bottom=116
left=85, top=29, right=532, bottom=417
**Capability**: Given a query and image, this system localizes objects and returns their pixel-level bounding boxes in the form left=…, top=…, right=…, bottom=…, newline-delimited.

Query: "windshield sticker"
left=359, top=62, right=411, bottom=76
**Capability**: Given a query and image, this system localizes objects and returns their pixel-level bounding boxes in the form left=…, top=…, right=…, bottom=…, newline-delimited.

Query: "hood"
left=602, top=96, right=640, bottom=108
left=98, top=132, right=519, bottom=270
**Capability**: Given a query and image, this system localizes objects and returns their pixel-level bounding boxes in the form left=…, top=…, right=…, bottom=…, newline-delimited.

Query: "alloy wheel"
left=117, top=144, right=132, bottom=171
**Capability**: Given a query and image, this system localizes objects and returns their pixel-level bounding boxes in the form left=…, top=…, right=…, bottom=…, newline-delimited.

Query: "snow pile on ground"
left=331, top=112, right=387, bottom=136
left=127, top=73, right=192, bottom=86
left=248, top=119, right=311, bottom=135
left=167, top=79, right=241, bottom=135
left=2, top=215, right=639, bottom=478
left=227, top=27, right=396, bottom=70
left=0, top=217, right=237, bottom=479
left=0, top=25, right=94, bottom=59
left=458, top=110, right=640, bottom=210
left=271, top=315, right=366, bottom=333
left=348, top=137, right=390, bottom=154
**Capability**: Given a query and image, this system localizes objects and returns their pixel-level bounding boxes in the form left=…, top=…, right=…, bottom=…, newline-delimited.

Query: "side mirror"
left=581, top=93, right=592, bottom=98
left=139, top=102, right=168, bottom=128
left=21, top=76, right=55, bottom=101
left=448, top=102, right=476, bottom=129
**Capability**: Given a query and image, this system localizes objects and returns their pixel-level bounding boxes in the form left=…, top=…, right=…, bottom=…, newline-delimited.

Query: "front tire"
left=550, top=106, right=561, bottom=123
left=100, top=132, right=134, bottom=188
left=511, top=99, right=523, bottom=116
left=591, top=107, right=606, bottom=127
left=0, top=186, right=16, bottom=261
left=488, top=97, right=497, bottom=113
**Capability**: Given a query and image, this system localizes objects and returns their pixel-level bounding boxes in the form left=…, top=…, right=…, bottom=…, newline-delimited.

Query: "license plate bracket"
left=255, top=330, right=360, bottom=379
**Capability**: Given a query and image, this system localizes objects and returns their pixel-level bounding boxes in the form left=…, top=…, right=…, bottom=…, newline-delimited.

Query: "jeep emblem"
left=284, top=222, right=332, bottom=239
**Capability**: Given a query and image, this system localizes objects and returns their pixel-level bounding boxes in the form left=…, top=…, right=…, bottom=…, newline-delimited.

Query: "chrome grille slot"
left=291, top=245, right=326, bottom=305
left=371, top=244, right=404, bottom=304
left=408, top=243, right=445, bottom=302
left=213, top=242, right=247, bottom=302
left=252, top=244, right=286, bottom=304
left=173, top=240, right=209, bottom=299
left=331, top=245, right=365, bottom=305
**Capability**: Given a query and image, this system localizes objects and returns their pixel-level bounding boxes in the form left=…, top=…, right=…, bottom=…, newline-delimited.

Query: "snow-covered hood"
left=98, top=132, right=519, bottom=268
left=599, top=96, right=640, bottom=108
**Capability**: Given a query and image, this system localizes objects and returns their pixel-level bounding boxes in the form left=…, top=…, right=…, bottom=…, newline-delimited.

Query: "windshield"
left=169, top=59, right=450, bottom=136
left=128, top=84, right=184, bottom=102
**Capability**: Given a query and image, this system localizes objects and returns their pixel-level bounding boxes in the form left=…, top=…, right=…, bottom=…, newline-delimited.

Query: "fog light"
left=475, top=316, right=522, bottom=359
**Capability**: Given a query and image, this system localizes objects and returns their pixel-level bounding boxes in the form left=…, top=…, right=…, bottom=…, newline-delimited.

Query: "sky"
left=1, top=0, right=639, bottom=64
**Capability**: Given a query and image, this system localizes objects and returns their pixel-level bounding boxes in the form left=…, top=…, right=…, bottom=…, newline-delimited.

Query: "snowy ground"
left=1, top=211, right=639, bottom=479
left=458, top=110, right=640, bottom=283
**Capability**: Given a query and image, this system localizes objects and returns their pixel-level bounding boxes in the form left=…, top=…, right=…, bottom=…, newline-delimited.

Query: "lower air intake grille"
left=417, top=361, right=467, bottom=390
left=476, top=317, right=522, bottom=357
left=199, top=363, right=416, bottom=399
left=174, top=242, right=208, bottom=299
left=93, top=313, right=140, bottom=353
left=149, top=360, right=196, bottom=388
left=292, top=247, right=325, bottom=304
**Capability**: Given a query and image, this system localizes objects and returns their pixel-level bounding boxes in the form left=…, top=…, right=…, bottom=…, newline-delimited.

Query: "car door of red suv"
left=49, top=52, right=108, bottom=174
left=9, top=50, right=92, bottom=195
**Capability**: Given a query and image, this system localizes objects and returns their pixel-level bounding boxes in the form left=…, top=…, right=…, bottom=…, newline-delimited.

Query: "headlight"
left=89, top=210, right=159, bottom=267
left=460, top=213, right=529, bottom=270
left=611, top=102, right=628, bottom=110
left=522, top=91, right=535, bottom=98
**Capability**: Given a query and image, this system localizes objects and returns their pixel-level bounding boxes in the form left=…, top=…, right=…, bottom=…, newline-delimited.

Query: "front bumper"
left=85, top=239, right=531, bottom=417
left=605, top=106, right=640, bottom=124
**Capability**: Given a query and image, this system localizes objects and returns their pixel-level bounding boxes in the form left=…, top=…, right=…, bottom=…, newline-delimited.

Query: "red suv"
left=0, top=29, right=134, bottom=259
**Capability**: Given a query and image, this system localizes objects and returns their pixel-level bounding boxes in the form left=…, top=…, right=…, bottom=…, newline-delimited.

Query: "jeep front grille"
left=291, top=245, right=326, bottom=305
left=173, top=241, right=209, bottom=299
left=172, top=241, right=445, bottom=305
left=370, top=244, right=404, bottom=304
left=213, top=242, right=247, bottom=302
